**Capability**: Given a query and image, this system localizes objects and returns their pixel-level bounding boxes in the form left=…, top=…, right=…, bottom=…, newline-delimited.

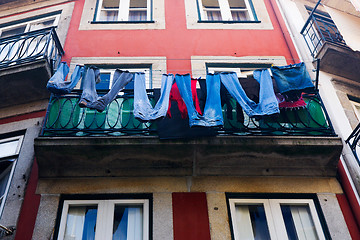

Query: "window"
left=93, top=66, right=152, bottom=90
left=0, top=136, right=23, bottom=217
left=0, top=15, right=59, bottom=38
left=350, top=99, right=360, bottom=122
left=197, top=0, right=257, bottom=22
left=95, top=0, right=152, bottom=22
left=228, top=198, right=327, bottom=240
left=57, top=199, right=150, bottom=240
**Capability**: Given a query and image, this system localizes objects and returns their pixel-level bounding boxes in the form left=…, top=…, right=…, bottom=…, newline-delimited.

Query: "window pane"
left=99, top=0, right=119, bottom=21
left=231, top=10, right=250, bottom=21
left=97, top=73, right=111, bottom=90
left=234, top=204, right=271, bottom=240
left=1, top=26, right=26, bottom=38
left=64, top=205, right=98, bottom=240
left=0, top=161, right=13, bottom=205
left=202, top=0, right=222, bottom=21
left=113, top=204, right=143, bottom=240
left=29, top=19, right=56, bottom=31
left=0, top=139, right=20, bottom=158
left=281, top=205, right=319, bottom=240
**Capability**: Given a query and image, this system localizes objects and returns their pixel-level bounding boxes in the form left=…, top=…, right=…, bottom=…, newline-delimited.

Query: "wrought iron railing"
left=345, top=123, right=360, bottom=165
left=41, top=90, right=336, bottom=137
left=301, top=4, right=348, bottom=58
left=0, top=27, right=64, bottom=72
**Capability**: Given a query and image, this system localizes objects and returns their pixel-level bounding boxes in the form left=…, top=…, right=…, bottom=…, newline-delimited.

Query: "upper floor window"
left=83, top=65, right=152, bottom=91
left=197, top=0, right=257, bottom=22
left=0, top=14, right=59, bottom=38
left=95, top=0, right=152, bottom=22
left=0, top=135, right=23, bottom=217
left=228, top=198, right=327, bottom=240
left=57, top=198, right=150, bottom=240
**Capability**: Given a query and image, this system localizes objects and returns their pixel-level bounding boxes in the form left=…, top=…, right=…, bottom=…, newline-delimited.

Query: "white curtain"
left=127, top=207, right=143, bottom=240
left=290, top=206, right=319, bottom=240
left=64, top=207, right=86, bottom=240
left=235, top=205, right=255, bottom=240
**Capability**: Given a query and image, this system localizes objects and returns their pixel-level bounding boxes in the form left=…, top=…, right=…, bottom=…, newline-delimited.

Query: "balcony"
left=0, top=27, right=64, bottom=108
left=301, top=7, right=360, bottom=82
left=35, top=90, right=342, bottom=178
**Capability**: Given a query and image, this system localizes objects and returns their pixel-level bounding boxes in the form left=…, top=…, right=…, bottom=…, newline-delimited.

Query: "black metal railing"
left=41, top=90, right=336, bottom=137
left=345, top=123, right=360, bottom=165
left=0, top=27, right=64, bottom=72
left=301, top=2, right=348, bottom=58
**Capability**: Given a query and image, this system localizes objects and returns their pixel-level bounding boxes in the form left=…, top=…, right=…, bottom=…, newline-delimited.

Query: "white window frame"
left=95, top=0, right=151, bottom=22
left=0, top=15, right=60, bottom=38
left=58, top=199, right=150, bottom=240
left=197, top=0, right=255, bottom=21
left=228, top=198, right=326, bottom=240
left=0, top=135, right=24, bottom=217
left=98, top=67, right=152, bottom=89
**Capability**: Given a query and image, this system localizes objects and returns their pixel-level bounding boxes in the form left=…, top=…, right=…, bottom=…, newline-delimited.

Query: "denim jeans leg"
left=79, top=66, right=100, bottom=107
left=46, top=62, right=70, bottom=94
left=175, top=74, right=202, bottom=126
left=253, top=69, right=280, bottom=116
left=220, top=71, right=279, bottom=117
left=202, top=73, right=223, bottom=126
left=87, top=70, right=133, bottom=112
left=63, top=65, right=85, bottom=93
left=134, top=73, right=174, bottom=121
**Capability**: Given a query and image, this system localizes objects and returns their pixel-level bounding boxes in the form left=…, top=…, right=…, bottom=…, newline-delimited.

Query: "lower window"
left=228, top=198, right=326, bottom=240
left=57, top=199, right=149, bottom=240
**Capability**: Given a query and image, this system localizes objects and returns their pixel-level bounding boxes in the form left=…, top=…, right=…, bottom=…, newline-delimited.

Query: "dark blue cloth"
left=271, top=62, right=314, bottom=101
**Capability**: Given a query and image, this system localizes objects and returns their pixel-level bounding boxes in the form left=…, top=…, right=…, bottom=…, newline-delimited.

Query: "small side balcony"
left=301, top=8, right=360, bottom=82
left=0, top=27, right=64, bottom=108
left=35, top=90, right=342, bottom=179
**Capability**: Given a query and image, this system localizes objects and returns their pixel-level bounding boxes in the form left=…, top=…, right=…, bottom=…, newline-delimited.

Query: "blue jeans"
left=46, top=62, right=85, bottom=95
left=134, top=73, right=174, bottom=121
left=175, top=73, right=223, bottom=127
left=80, top=67, right=133, bottom=112
left=220, top=70, right=279, bottom=117
left=270, top=62, right=314, bottom=93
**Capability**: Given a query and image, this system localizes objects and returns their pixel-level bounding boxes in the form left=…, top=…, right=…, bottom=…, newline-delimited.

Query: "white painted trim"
left=57, top=199, right=149, bottom=240
left=229, top=198, right=326, bottom=240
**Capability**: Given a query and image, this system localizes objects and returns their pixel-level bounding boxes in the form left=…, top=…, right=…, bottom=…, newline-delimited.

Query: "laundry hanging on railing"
left=220, top=70, right=280, bottom=118
left=271, top=62, right=315, bottom=102
left=133, top=73, right=174, bottom=121
left=79, top=66, right=133, bottom=112
left=166, top=79, right=202, bottom=119
left=46, top=61, right=316, bottom=129
left=46, top=62, right=85, bottom=95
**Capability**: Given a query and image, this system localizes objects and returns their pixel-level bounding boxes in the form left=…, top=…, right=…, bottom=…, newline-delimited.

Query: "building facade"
left=0, top=0, right=358, bottom=239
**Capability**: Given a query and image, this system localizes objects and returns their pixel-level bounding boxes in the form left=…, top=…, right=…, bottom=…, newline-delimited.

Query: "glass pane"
left=97, top=73, right=111, bottom=90
left=206, top=11, right=222, bottom=21
left=129, top=10, right=147, bottom=21
left=1, top=25, right=26, bottom=38
left=202, top=0, right=221, bottom=21
left=281, top=205, right=319, bottom=240
left=234, top=204, right=271, bottom=240
left=0, top=162, right=13, bottom=203
left=0, top=139, right=20, bottom=158
left=64, top=205, right=98, bottom=240
left=130, top=0, right=147, bottom=8
left=231, top=10, right=250, bottom=21
left=229, top=0, right=247, bottom=8
left=113, top=204, right=143, bottom=240
left=100, top=10, right=119, bottom=21
left=29, top=19, right=56, bottom=31
left=100, top=0, right=119, bottom=21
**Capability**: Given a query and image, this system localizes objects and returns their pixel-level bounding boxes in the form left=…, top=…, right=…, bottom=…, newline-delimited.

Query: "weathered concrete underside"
left=35, top=135, right=343, bottom=178
left=316, top=42, right=360, bottom=82
left=0, top=59, right=51, bottom=108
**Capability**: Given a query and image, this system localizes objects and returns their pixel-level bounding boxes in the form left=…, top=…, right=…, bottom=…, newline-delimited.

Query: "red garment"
left=167, top=79, right=202, bottom=119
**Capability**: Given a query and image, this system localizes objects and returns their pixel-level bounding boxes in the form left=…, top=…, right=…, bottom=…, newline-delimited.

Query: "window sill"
left=197, top=20, right=261, bottom=24
left=91, top=20, right=155, bottom=24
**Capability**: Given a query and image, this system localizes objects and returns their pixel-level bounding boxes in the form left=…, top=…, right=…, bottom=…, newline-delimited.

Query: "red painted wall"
left=62, top=0, right=299, bottom=72
left=172, top=192, right=211, bottom=240
left=336, top=194, right=360, bottom=240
